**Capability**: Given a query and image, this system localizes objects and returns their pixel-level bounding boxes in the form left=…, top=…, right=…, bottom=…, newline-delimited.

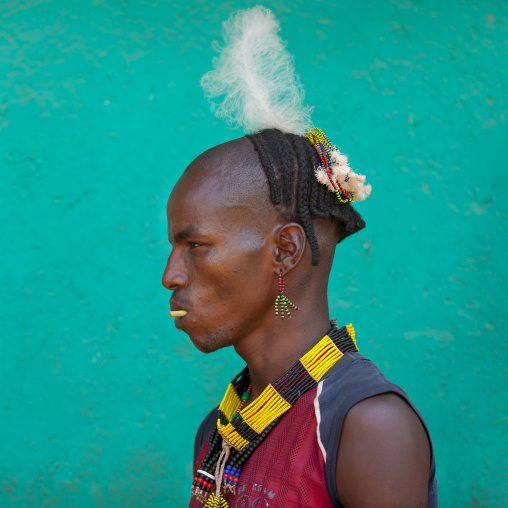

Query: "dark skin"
left=162, top=138, right=431, bottom=507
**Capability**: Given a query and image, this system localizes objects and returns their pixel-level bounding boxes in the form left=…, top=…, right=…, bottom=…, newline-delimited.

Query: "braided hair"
left=246, top=129, right=366, bottom=266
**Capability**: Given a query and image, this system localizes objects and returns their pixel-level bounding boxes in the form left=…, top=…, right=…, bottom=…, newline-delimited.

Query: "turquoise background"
left=1, top=0, right=507, bottom=506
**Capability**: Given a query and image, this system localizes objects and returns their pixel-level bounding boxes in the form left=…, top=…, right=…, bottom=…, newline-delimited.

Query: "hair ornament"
left=306, top=128, right=372, bottom=203
left=200, top=6, right=313, bottom=135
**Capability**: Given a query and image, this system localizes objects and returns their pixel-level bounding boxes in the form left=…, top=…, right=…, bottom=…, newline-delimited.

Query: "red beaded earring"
left=275, top=270, right=299, bottom=319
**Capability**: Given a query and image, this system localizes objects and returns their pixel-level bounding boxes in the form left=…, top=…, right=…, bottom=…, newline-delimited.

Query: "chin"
left=187, top=326, right=236, bottom=354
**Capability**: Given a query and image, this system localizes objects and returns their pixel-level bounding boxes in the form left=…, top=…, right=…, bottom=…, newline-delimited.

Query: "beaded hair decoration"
left=191, top=323, right=359, bottom=507
left=306, top=127, right=372, bottom=203
left=201, top=6, right=372, bottom=208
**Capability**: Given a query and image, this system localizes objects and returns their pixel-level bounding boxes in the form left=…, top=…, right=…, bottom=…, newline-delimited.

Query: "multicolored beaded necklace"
left=191, top=322, right=359, bottom=507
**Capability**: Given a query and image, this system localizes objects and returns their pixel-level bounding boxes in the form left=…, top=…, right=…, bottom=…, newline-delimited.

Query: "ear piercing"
left=274, top=270, right=299, bottom=319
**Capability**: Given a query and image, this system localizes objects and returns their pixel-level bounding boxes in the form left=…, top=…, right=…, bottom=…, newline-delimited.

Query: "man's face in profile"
left=162, top=154, right=277, bottom=354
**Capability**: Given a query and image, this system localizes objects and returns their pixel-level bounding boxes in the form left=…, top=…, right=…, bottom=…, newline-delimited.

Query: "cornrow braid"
left=246, top=133, right=282, bottom=205
left=290, top=133, right=322, bottom=266
left=260, top=129, right=295, bottom=208
left=247, top=129, right=366, bottom=266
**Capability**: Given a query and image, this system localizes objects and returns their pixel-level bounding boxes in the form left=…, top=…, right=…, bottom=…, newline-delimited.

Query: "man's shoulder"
left=337, top=391, right=432, bottom=507
left=320, top=351, right=404, bottom=403
left=316, top=352, right=437, bottom=507
left=317, top=352, right=417, bottom=451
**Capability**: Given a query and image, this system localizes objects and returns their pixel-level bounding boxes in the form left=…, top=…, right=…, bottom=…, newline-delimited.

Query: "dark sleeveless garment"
left=191, top=352, right=438, bottom=508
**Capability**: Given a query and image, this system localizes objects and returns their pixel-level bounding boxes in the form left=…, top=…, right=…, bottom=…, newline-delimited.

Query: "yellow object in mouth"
left=169, top=310, right=187, bottom=317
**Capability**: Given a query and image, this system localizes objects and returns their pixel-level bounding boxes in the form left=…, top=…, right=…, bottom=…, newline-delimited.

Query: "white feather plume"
left=200, top=6, right=313, bottom=134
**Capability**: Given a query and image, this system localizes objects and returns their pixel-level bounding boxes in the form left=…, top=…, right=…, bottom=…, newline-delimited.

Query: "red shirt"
left=190, top=387, right=332, bottom=508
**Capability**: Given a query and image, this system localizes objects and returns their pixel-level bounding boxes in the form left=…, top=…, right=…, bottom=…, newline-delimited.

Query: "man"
left=161, top=128, right=437, bottom=507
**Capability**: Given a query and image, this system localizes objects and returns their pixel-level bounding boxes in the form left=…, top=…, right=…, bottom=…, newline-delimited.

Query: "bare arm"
left=336, top=393, right=431, bottom=508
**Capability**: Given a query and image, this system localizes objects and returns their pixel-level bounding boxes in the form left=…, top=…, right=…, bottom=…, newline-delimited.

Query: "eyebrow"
left=172, top=224, right=200, bottom=243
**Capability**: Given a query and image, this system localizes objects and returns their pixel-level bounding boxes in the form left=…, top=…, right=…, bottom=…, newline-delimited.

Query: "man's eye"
left=189, top=242, right=200, bottom=249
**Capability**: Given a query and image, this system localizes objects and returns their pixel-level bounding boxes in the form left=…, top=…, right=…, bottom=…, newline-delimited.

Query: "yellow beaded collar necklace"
left=192, top=323, right=358, bottom=507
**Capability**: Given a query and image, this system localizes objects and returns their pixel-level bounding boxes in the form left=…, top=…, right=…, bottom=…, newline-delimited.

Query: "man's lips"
left=169, top=298, right=190, bottom=318
left=170, top=310, right=187, bottom=317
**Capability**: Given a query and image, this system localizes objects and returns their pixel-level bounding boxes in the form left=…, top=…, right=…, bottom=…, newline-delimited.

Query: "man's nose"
left=162, top=252, right=187, bottom=291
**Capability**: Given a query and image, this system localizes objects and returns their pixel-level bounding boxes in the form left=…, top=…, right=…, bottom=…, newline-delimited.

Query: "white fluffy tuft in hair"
left=200, top=6, right=313, bottom=135
left=315, top=149, right=372, bottom=202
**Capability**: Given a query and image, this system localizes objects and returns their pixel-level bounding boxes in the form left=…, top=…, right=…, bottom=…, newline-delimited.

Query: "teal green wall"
left=1, top=1, right=506, bottom=506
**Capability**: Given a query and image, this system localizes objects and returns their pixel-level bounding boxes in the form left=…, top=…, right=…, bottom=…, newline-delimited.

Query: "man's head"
left=162, top=130, right=365, bottom=352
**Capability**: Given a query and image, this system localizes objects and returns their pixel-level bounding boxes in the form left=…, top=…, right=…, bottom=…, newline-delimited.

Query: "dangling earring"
left=275, top=270, right=299, bottom=319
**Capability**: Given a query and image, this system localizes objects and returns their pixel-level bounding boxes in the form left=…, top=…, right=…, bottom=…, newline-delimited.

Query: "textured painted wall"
left=1, top=0, right=506, bottom=506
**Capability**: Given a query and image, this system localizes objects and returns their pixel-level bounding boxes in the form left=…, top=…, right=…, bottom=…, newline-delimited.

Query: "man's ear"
left=272, top=222, right=307, bottom=274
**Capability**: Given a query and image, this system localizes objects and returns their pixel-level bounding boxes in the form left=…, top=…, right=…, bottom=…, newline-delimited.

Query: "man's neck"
left=233, top=305, right=332, bottom=402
